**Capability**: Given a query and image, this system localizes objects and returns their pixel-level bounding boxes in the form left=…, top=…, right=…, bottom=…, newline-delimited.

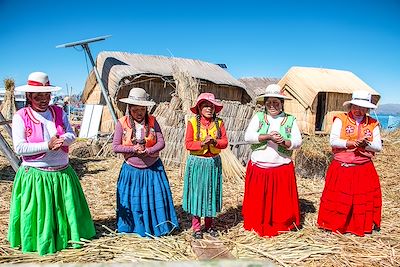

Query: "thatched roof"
left=81, top=51, right=249, bottom=102
left=239, top=77, right=280, bottom=99
left=278, top=66, right=381, bottom=108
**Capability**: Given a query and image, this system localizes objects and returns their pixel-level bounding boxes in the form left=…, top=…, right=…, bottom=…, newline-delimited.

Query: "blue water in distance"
left=373, top=114, right=400, bottom=129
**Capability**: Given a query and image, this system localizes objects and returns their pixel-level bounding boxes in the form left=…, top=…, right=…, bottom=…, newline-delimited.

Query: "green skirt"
left=8, top=165, right=96, bottom=255
left=182, top=155, right=223, bottom=217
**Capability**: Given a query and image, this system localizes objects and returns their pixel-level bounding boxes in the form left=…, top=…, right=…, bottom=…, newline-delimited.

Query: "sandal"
left=206, top=228, right=219, bottom=237
left=192, top=231, right=203, bottom=239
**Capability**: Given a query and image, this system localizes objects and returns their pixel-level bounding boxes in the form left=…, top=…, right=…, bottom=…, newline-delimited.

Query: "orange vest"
left=332, top=113, right=378, bottom=159
left=119, top=115, right=157, bottom=148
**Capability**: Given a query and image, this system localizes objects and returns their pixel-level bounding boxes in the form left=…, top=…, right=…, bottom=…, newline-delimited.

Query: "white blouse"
left=244, top=112, right=302, bottom=168
left=12, top=108, right=76, bottom=167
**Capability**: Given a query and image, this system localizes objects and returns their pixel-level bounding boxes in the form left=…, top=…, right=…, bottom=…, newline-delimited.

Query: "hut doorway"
left=315, top=92, right=327, bottom=131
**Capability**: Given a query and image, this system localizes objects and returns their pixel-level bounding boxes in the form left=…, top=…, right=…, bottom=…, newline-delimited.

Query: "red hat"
left=190, top=92, right=223, bottom=114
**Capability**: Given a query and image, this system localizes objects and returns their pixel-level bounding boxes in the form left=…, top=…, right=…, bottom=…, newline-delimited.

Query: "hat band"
left=353, top=97, right=370, bottom=101
left=129, top=96, right=148, bottom=101
left=28, top=80, right=50, bottom=86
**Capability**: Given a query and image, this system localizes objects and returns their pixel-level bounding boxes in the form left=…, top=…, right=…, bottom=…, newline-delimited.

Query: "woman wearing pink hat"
left=243, top=84, right=302, bottom=237
left=8, top=72, right=95, bottom=255
left=318, top=90, right=382, bottom=236
left=182, top=92, right=228, bottom=239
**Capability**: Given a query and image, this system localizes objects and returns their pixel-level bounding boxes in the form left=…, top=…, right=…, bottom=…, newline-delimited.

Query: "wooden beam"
left=0, top=132, right=20, bottom=172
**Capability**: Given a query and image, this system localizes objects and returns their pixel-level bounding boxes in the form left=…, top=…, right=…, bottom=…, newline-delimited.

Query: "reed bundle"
left=0, top=78, right=17, bottom=120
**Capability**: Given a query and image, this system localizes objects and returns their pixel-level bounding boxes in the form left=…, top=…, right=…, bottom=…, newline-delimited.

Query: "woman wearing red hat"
left=8, top=72, right=95, bottom=255
left=243, top=84, right=302, bottom=237
left=182, top=92, right=228, bottom=239
left=317, top=90, right=382, bottom=236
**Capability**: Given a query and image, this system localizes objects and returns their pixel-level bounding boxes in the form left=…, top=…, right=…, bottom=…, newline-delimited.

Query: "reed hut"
left=277, top=66, right=381, bottom=135
left=239, top=77, right=280, bottom=98
left=80, top=51, right=254, bottom=169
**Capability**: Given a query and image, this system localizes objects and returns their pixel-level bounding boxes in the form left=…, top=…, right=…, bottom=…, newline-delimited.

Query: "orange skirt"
left=317, top=159, right=382, bottom=236
left=242, top=161, right=300, bottom=237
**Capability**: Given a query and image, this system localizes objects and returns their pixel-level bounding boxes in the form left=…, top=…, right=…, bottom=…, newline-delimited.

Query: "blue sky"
left=1, top=0, right=399, bottom=104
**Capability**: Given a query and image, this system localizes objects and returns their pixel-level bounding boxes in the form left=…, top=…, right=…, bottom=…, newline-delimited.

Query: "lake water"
left=373, top=114, right=400, bottom=130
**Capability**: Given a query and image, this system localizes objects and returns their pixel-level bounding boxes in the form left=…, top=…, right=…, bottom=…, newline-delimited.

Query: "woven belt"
left=340, top=163, right=357, bottom=167
left=35, top=165, right=69, bottom=172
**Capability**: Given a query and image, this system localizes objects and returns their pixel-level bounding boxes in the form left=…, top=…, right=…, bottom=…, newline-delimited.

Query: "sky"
left=0, top=0, right=399, bottom=104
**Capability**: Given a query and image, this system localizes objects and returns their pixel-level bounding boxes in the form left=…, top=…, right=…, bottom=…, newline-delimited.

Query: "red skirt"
left=242, top=161, right=300, bottom=237
left=317, top=159, right=382, bottom=236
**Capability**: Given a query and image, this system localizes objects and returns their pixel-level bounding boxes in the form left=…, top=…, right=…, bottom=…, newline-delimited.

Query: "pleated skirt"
left=242, top=161, right=300, bottom=237
left=116, top=160, right=178, bottom=236
left=8, top=165, right=96, bottom=255
left=182, top=155, right=222, bottom=217
left=317, top=159, right=382, bottom=236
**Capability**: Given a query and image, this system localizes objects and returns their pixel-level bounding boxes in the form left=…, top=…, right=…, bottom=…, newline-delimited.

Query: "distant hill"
left=376, top=104, right=400, bottom=115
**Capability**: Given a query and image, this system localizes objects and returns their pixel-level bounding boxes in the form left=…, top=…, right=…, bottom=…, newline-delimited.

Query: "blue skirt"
left=116, top=159, right=178, bottom=237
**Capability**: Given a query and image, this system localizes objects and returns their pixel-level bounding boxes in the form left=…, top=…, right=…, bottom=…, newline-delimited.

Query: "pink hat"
left=190, top=92, right=223, bottom=114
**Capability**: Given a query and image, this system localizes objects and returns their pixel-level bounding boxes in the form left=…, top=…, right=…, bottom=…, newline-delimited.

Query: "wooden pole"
left=0, top=112, right=13, bottom=138
left=0, top=132, right=20, bottom=172
left=0, top=112, right=20, bottom=172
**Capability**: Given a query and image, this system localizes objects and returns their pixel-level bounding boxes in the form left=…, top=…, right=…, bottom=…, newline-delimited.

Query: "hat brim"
left=256, top=93, right=292, bottom=101
left=119, top=98, right=155, bottom=106
left=343, top=100, right=377, bottom=109
left=15, top=85, right=61, bottom=93
left=190, top=99, right=223, bottom=114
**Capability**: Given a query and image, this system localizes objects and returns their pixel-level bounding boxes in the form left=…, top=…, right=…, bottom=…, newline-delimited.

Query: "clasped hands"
left=48, top=135, right=65, bottom=150
left=132, top=143, right=148, bottom=156
left=201, top=135, right=217, bottom=147
left=346, top=138, right=370, bottom=148
left=260, top=131, right=290, bottom=148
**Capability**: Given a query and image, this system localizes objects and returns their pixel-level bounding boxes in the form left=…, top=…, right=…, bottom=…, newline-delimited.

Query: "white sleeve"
left=330, top=118, right=347, bottom=148
left=288, top=119, right=302, bottom=150
left=60, top=111, right=76, bottom=146
left=365, top=125, right=382, bottom=152
left=244, top=115, right=261, bottom=143
left=12, top=114, right=49, bottom=156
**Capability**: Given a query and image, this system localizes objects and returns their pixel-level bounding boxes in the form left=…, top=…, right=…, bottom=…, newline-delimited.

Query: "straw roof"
left=239, top=77, right=280, bottom=99
left=81, top=51, right=250, bottom=103
left=278, top=66, right=381, bottom=108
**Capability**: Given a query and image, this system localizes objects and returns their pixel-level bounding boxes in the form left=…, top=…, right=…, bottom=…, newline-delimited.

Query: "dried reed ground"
left=0, top=132, right=399, bottom=266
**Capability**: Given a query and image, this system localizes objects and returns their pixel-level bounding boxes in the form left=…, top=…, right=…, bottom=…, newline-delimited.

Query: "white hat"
left=256, top=84, right=292, bottom=101
left=119, top=87, right=155, bottom=106
left=15, top=72, right=61, bottom=92
left=343, top=90, right=377, bottom=109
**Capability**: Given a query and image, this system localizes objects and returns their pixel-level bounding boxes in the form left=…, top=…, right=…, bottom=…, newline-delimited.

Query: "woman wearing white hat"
left=112, top=87, right=178, bottom=236
left=318, top=90, right=382, bottom=236
left=242, top=84, right=302, bottom=237
left=8, top=72, right=95, bottom=255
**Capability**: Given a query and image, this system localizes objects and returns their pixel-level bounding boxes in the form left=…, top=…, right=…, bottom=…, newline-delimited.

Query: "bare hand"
left=347, top=138, right=369, bottom=148
left=133, top=144, right=146, bottom=155
left=202, top=135, right=216, bottom=146
left=269, top=131, right=284, bottom=144
left=48, top=135, right=65, bottom=150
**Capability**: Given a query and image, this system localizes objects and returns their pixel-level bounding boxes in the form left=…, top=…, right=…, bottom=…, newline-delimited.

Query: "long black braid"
left=128, top=107, right=150, bottom=144
left=196, top=114, right=201, bottom=141
left=213, top=113, right=221, bottom=138
left=25, top=93, right=32, bottom=107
